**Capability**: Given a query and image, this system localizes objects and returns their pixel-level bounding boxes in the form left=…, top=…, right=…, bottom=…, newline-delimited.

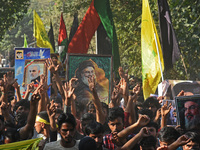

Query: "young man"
left=139, top=136, right=157, bottom=150
left=103, top=107, right=125, bottom=149
left=158, top=127, right=180, bottom=147
left=182, top=132, right=200, bottom=150
left=85, top=121, right=107, bottom=150
left=43, top=113, right=79, bottom=150
left=34, top=111, right=50, bottom=139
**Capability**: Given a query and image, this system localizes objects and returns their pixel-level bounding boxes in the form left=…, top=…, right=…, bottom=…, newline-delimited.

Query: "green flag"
left=24, top=34, right=28, bottom=48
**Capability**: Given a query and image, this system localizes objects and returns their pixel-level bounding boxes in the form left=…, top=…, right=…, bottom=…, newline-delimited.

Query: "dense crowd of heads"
left=0, top=59, right=199, bottom=150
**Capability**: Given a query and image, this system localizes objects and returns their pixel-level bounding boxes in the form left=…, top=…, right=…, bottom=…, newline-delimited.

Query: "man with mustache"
left=43, top=113, right=79, bottom=150
left=184, top=100, right=200, bottom=130
left=74, top=59, right=109, bottom=106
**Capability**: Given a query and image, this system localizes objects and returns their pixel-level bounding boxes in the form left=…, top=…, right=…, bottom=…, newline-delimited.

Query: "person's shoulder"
left=74, top=139, right=80, bottom=147
left=44, top=140, right=60, bottom=149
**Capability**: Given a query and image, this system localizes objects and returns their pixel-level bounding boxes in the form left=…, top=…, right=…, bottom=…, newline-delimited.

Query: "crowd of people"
left=0, top=57, right=199, bottom=150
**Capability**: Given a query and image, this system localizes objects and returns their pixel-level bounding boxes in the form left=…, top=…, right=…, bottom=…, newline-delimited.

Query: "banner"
left=15, top=48, right=51, bottom=98
left=141, top=0, right=164, bottom=99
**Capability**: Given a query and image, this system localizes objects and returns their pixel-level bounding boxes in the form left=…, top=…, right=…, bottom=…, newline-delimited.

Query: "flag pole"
left=154, top=32, right=164, bottom=81
left=95, top=31, right=98, bottom=54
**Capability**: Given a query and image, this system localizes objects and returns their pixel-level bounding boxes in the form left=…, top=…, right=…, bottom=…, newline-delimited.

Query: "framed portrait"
left=161, top=100, right=177, bottom=126
left=66, top=53, right=113, bottom=105
left=175, top=95, right=200, bottom=130
left=23, top=59, right=48, bottom=85
left=15, top=48, right=51, bottom=98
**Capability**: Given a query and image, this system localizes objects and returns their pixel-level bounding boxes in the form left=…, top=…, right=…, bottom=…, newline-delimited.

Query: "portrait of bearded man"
left=74, top=59, right=109, bottom=106
left=184, top=100, right=200, bottom=130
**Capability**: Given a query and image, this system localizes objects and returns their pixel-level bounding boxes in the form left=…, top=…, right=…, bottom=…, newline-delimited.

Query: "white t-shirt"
left=43, top=140, right=79, bottom=150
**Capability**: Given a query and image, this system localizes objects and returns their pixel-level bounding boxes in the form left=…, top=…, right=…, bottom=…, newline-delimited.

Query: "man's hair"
left=138, top=109, right=154, bottom=120
left=79, top=136, right=97, bottom=150
left=79, top=60, right=95, bottom=72
left=108, top=107, right=124, bottom=122
left=50, top=94, right=63, bottom=107
left=143, top=97, right=160, bottom=109
left=184, top=132, right=200, bottom=144
left=85, top=121, right=104, bottom=135
left=0, top=115, right=4, bottom=122
left=37, top=111, right=50, bottom=123
left=76, top=59, right=95, bottom=80
left=145, top=121, right=159, bottom=132
left=81, top=113, right=95, bottom=122
left=158, top=127, right=180, bottom=143
left=57, top=113, right=76, bottom=129
left=13, top=99, right=30, bottom=113
left=139, top=135, right=157, bottom=149
left=29, top=64, right=40, bottom=70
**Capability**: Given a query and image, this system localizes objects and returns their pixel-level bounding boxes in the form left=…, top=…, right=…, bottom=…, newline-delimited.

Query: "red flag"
left=58, top=13, right=68, bottom=61
left=68, top=0, right=101, bottom=53
left=68, top=0, right=120, bottom=71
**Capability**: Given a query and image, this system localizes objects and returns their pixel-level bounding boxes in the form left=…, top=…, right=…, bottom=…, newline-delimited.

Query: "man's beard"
left=30, top=75, right=38, bottom=80
left=81, top=75, right=96, bottom=86
left=61, top=135, right=73, bottom=144
left=185, top=114, right=200, bottom=130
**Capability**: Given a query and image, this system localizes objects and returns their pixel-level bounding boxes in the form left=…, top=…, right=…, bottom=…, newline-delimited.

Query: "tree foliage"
left=0, top=0, right=199, bottom=81
left=0, top=0, right=30, bottom=41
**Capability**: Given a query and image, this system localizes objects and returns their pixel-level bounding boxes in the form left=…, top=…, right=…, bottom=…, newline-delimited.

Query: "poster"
left=158, top=80, right=200, bottom=99
left=67, top=54, right=112, bottom=105
left=175, top=95, right=200, bottom=130
left=15, top=48, right=51, bottom=98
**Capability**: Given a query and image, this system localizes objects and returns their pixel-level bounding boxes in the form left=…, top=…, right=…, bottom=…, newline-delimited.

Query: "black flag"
left=97, top=22, right=112, bottom=55
left=158, top=0, right=180, bottom=71
left=69, top=12, right=79, bottom=43
left=48, top=21, right=55, bottom=52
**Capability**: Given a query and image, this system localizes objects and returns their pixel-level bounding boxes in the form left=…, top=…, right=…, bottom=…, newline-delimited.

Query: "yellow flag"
left=33, top=10, right=54, bottom=53
left=0, top=138, right=42, bottom=150
left=141, top=0, right=164, bottom=99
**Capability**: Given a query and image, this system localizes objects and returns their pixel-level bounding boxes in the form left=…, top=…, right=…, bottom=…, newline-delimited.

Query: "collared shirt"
left=103, top=133, right=117, bottom=150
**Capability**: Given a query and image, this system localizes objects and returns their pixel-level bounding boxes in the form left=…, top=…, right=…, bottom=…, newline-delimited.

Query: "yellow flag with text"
left=141, top=0, right=164, bottom=99
left=33, top=10, right=54, bottom=53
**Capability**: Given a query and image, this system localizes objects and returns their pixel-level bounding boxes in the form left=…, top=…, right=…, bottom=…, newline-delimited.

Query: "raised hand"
left=63, top=77, right=78, bottom=99
left=136, top=115, right=150, bottom=127
left=45, top=58, right=59, bottom=74
left=0, top=102, right=9, bottom=115
left=175, top=135, right=190, bottom=146
left=161, top=101, right=172, bottom=117
left=12, top=80, right=20, bottom=89
left=27, top=82, right=35, bottom=93
left=138, top=127, right=150, bottom=138
left=118, top=67, right=128, bottom=82
left=111, top=132, right=126, bottom=146
left=157, top=145, right=168, bottom=150
left=38, top=74, right=52, bottom=93
left=130, top=84, right=140, bottom=102
left=119, top=78, right=128, bottom=96
left=31, top=84, right=42, bottom=104
left=6, top=71, right=17, bottom=86
left=177, top=90, right=184, bottom=97
left=47, top=100, right=56, bottom=118
left=88, top=76, right=96, bottom=93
